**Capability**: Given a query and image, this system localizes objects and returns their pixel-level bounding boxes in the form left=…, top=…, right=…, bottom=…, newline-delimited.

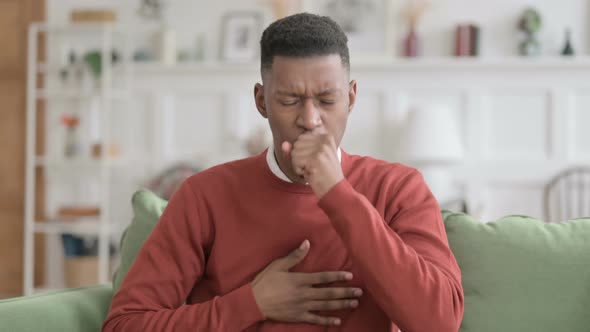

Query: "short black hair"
left=260, top=12, right=349, bottom=73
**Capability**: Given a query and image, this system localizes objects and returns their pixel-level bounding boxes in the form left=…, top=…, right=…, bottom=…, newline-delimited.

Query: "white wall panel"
left=570, top=93, right=590, bottom=160
left=129, top=63, right=590, bottom=224
left=123, top=92, right=153, bottom=161
left=482, top=91, right=550, bottom=160
left=160, top=93, right=224, bottom=161
left=341, top=91, right=382, bottom=156
left=484, top=184, right=545, bottom=221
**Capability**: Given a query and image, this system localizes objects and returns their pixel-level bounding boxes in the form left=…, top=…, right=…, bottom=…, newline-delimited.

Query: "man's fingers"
left=273, top=240, right=310, bottom=271
left=299, top=312, right=341, bottom=326
left=291, top=271, right=354, bottom=286
left=304, top=299, right=359, bottom=311
left=305, top=287, right=363, bottom=300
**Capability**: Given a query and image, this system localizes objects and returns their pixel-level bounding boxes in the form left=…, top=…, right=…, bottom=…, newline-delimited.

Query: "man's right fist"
left=251, top=240, right=363, bottom=326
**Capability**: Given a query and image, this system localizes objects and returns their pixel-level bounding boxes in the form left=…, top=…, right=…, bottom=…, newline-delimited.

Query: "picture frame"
left=219, top=11, right=264, bottom=62
left=302, top=0, right=396, bottom=61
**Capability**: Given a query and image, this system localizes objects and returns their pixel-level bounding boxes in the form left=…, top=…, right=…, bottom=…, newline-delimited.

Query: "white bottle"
left=156, top=25, right=177, bottom=65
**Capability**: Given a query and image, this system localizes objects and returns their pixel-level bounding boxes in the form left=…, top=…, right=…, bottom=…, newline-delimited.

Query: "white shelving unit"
left=24, top=23, right=135, bottom=295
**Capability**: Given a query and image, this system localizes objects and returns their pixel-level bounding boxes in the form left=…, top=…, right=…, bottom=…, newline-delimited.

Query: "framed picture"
left=302, top=0, right=396, bottom=60
left=219, top=11, right=263, bottom=62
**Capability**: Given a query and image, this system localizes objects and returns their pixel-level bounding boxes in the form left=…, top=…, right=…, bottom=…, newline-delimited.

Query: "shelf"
left=35, top=156, right=129, bottom=169
left=37, top=62, right=131, bottom=75
left=36, top=88, right=128, bottom=100
left=25, top=21, right=133, bottom=297
left=132, top=56, right=590, bottom=75
left=31, top=22, right=157, bottom=34
left=349, top=56, right=590, bottom=70
left=34, top=220, right=99, bottom=235
left=34, top=219, right=120, bottom=235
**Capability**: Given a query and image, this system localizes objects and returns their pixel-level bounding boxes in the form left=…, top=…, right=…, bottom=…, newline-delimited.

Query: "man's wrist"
left=314, top=175, right=344, bottom=199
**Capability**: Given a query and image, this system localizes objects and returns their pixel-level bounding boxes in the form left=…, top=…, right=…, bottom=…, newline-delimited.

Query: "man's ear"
left=348, top=80, right=357, bottom=114
left=254, top=83, right=268, bottom=118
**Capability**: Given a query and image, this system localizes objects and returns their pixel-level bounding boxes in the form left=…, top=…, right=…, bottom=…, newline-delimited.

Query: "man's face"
left=254, top=55, right=357, bottom=180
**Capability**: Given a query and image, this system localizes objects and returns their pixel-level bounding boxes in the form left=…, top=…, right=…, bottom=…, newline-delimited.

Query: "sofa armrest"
left=0, top=285, right=113, bottom=332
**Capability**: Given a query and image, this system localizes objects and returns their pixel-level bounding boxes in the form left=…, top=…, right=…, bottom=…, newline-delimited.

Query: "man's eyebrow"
left=275, top=90, right=299, bottom=97
left=317, top=89, right=341, bottom=96
left=275, top=89, right=342, bottom=97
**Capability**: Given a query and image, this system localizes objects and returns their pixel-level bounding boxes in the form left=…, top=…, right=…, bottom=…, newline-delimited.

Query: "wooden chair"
left=544, top=167, right=590, bottom=223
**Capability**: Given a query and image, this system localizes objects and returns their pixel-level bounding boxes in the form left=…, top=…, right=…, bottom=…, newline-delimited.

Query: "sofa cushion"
left=0, top=285, right=112, bottom=332
left=112, top=190, right=167, bottom=292
left=443, top=211, right=590, bottom=332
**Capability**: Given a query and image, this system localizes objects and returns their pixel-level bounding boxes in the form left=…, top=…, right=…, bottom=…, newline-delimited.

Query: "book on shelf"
left=57, top=206, right=100, bottom=220
left=455, top=24, right=480, bottom=57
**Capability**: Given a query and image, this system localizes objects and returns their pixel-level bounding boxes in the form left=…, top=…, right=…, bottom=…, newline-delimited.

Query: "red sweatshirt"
left=103, top=150, right=464, bottom=332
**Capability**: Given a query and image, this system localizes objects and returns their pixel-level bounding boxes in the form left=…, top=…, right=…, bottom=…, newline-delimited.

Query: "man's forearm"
left=318, top=178, right=464, bottom=332
left=102, top=283, right=263, bottom=332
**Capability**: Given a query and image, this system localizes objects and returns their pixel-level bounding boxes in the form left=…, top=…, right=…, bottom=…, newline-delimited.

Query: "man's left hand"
left=282, top=131, right=344, bottom=198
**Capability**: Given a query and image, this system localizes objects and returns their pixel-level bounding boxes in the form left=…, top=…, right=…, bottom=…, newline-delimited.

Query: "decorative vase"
left=404, top=27, right=420, bottom=57
left=519, top=33, right=540, bottom=56
left=64, top=126, right=81, bottom=158
left=561, top=28, right=574, bottom=56
left=518, top=8, right=542, bottom=57
left=156, top=25, right=177, bottom=65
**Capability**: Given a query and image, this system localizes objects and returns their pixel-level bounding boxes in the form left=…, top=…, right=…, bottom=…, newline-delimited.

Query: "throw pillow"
left=443, top=211, right=590, bottom=332
left=112, top=190, right=167, bottom=292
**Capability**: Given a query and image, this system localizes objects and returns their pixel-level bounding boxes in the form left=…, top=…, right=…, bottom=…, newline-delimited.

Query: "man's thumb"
left=277, top=239, right=309, bottom=271
left=281, top=141, right=292, bottom=159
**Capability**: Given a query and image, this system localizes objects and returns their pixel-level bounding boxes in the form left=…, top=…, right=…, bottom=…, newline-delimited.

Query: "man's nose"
left=298, top=99, right=321, bottom=130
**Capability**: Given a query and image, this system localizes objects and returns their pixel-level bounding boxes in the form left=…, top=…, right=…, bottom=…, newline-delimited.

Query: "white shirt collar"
left=266, top=144, right=342, bottom=183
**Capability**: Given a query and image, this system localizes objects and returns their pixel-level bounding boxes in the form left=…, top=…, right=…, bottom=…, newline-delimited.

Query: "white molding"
left=568, top=91, right=590, bottom=161
left=481, top=89, right=551, bottom=161
left=132, top=57, right=590, bottom=75
left=463, top=89, right=483, bottom=161
left=549, top=89, right=568, bottom=161
left=565, top=91, right=576, bottom=161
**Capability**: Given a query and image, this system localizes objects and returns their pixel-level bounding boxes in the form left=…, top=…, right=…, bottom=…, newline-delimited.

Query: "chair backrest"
left=544, top=167, right=590, bottom=222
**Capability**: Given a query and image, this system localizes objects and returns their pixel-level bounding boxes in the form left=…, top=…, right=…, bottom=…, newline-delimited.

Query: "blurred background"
left=2, top=0, right=590, bottom=298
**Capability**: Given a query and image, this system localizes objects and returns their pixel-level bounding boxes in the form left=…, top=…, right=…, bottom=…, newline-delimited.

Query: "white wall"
left=126, top=60, right=590, bottom=222
left=38, top=0, right=590, bottom=290
left=48, top=0, right=590, bottom=58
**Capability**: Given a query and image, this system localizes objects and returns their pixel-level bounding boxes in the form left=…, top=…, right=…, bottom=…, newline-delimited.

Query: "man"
left=103, top=13, right=464, bottom=332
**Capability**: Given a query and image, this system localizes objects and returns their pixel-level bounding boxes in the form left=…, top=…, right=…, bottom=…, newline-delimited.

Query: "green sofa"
left=2, top=191, right=589, bottom=332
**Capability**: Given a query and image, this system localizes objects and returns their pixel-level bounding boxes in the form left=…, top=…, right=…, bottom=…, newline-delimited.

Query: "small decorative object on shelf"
left=402, top=0, right=430, bottom=57
left=265, top=0, right=301, bottom=20
left=61, top=114, right=81, bottom=158
left=137, top=0, right=165, bottom=20
left=58, top=206, right=101, bottom=220
left=60, top=51, right=86, bottom=89
left=518, top=7, right=542, bottom=56
left=455, top=24, right=480, bottom=57
left=70, top=9, right=116, bottom=23
left=61, top=234, right=116, bottom=288
left=91, top=142, right=121, bottom=159
left=219, top=11, right=263, bottom=62
left=561, top=28, right=575, bottom=56
left=155, top=26, right=177, bottom=65
left=83, top=50, right=121, bottom=79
